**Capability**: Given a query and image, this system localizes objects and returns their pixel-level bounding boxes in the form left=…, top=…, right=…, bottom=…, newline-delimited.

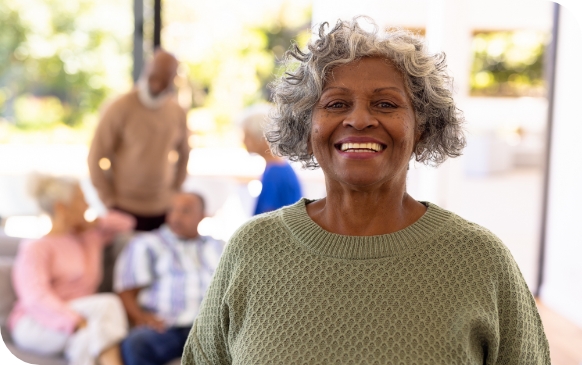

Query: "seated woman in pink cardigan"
left=8, top=174, right=136, bottom=365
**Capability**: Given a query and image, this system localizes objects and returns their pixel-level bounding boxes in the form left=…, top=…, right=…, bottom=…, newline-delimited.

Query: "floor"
left=537, top=300, right=582, bottom=365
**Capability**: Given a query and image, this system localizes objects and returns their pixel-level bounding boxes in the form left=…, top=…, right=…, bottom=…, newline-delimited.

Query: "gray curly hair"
left=266, top=17, right=466, bottom=168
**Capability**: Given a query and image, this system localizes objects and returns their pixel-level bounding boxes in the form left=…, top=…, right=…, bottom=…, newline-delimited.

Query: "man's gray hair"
left=267, top=17, right=466, bottom=168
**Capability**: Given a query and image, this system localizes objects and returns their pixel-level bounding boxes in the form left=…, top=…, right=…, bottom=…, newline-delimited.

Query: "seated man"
left=114, top=192, right=224, bottom=365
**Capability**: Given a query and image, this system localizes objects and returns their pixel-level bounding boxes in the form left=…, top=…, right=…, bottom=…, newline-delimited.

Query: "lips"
left=334, top=138, right=387, bottom=154
left=339, top=142, right=384, bottom=153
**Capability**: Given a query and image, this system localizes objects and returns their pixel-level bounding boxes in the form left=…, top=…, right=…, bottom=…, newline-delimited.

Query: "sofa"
left=0, top=231, right=180, bottom=365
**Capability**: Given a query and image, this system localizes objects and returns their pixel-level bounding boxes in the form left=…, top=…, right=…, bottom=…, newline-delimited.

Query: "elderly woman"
left=182, top=18, right=550, bottom=364
left=8, top=174, right=135, bottom=365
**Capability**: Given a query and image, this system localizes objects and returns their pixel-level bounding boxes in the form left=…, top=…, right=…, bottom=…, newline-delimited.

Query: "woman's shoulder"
left=229, top=209, right=287, bottom=244
left=16, top=235, right=73, bottom=260
left=429, top=204, right=516, bottom=264
left=213, top=209, right=288, bottom=270
left=19, top=235, right=65, bottom=249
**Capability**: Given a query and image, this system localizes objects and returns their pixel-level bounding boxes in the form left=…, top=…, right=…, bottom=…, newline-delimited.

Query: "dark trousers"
left=113, top=207, right=166, bottom=231
left=121, top=326, right=191, bottom=365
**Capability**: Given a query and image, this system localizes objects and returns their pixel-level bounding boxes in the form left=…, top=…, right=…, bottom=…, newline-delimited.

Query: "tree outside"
left=0, top=0, right=312, bottom=146
left=470, top=30, right=548, bottom=97
left=0, top=0, right=133, bottom=144
left=163, top=0, right=312, bottom=148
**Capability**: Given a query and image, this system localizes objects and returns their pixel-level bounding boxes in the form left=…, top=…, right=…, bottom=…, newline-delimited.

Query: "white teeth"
left=340, top=142, right=383, bottom=152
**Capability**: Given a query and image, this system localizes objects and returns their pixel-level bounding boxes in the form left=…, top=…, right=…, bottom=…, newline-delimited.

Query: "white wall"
left=312, top=0, right=551, bottom=31
left=539, top=3, right=582, bottom=327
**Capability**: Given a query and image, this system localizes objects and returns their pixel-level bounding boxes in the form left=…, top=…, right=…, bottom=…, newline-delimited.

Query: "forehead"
left=325, top=57, right=406, bottom=90
left=172, top=193, right=201, bottom=208
left=151, top=57, right=177, bottom=76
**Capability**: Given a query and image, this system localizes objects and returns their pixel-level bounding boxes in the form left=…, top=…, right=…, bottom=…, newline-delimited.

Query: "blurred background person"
left=88, top=49, right=190, bottom=231
left=8, top=173, right=135, bottom=365
left=114, top=191, right=224, bottom=365
left=241, top=106, right=302, bottom=215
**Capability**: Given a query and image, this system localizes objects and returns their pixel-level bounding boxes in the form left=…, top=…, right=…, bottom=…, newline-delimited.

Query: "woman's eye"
left=327, top=101, right=346, bottom=109
left=377, top=101, right=396, bottom=108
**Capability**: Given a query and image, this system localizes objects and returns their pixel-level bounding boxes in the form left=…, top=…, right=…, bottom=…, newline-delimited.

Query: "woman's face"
left=61, top=184, right=89, bottom=226
left=310, top=57, right=418, bottom=189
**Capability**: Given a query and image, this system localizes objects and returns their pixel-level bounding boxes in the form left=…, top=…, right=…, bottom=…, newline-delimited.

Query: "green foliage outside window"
left=0, top=0, right=132, bottom=134
left=470, top=30, right=548, bottom=97
left=164, top=0, right=312, bottom=137
left=0, top=0, right=311, bottom=146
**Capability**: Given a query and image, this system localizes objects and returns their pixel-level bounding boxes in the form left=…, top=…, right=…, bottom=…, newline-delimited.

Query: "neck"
left=47, top=215, right=74, bottom=236
left=306, top=178, right=426, bottom=236
left=136, top=79, right=170, bottom=109
left=170, top=227, right=200, bottom=240
left=261, top=151, right=284, bottom=164
left=179, top=233, right=200, bottom=240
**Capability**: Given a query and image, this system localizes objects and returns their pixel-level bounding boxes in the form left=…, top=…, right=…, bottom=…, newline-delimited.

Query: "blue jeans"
left=121, top=326, right=191, bottom=365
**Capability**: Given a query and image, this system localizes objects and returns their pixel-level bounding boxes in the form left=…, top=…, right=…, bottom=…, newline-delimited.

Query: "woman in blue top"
left=241, top=106, right=302, bottom=215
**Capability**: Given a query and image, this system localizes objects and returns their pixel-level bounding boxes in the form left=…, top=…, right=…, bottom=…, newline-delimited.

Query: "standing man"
left=114, top=192, right=224, bottom=365
left=88, top=49, right=190, bottom=231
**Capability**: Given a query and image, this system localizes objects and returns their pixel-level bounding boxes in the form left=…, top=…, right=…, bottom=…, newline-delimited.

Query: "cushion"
left=0, top=257, right=16, bottom=327
left=1, top=326, right=67, bottom=365
left=0, top=233, right=21, bottom=257
left=98, top=232, right=134, bottom=293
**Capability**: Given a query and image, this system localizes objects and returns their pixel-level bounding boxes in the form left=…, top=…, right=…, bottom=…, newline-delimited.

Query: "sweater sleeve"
left=182, top=239, right=237, bottom=365
left=12, top=241, right=83, bottom=334
left=88, top=99, right=123, bottom=208
left=491, top=245, right=551, bottom=364
left=173, top=108, right=190, bottom=190
left=95, top=210, right=136, bottom=245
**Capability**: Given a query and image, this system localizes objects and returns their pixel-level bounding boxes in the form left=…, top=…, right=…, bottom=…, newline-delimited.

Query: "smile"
left=338, top=142, right=385, bottom=153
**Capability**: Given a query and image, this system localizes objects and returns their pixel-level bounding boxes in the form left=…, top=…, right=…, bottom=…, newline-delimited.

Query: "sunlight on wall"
left=4, top=215, right=51, bottom=239
left=196, top=193, right=248, bottom=241
left=247, top=180, right=262, bottom=198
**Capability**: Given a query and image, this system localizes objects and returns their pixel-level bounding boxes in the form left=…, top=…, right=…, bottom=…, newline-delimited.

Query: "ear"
left=306, top=134, right=313, bottom=155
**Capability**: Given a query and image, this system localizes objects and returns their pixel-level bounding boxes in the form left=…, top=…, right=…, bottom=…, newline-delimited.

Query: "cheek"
left=312, top=122, right=320, bottom=135
left=397, top=115, right=417, bottom=144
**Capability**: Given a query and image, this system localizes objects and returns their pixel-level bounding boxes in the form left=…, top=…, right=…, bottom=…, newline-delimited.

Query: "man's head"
left=240, top=106, right=273, bottom=157
left=148, top=49, right=178, bottom=96
left=137, top=49, right=178, bottom=109
left=166, top=192, right=206, bottom=239
left=242, top=113, right=269, bottom=156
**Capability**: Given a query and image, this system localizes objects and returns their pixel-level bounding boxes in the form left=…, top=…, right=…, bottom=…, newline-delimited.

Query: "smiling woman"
left=181, top=17, right=550, bottom=365
left=267, top=17, right=465, bottom=169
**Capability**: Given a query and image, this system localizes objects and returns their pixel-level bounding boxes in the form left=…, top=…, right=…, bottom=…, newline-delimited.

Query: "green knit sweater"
left=182, top=199, right=550, bottom=364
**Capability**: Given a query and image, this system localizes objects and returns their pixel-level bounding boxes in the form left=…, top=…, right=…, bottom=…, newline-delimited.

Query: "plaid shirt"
left=114, top=225, right=224, bottom=327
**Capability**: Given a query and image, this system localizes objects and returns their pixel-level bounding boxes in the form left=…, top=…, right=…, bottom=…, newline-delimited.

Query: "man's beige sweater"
left=88, top=89, right=189, bottom=215
left=182, top=199, right=550, bottom=365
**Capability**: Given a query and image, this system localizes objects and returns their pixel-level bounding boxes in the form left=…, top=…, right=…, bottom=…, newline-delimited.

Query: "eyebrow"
left=322, top=86, right=407, bottom=97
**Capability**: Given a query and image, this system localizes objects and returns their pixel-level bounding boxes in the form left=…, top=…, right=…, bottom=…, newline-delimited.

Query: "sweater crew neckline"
left=282, top=198, right=453, bottom=260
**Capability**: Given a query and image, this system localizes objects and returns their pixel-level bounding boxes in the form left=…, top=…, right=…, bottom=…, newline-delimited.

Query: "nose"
left=342, top=103, right=378, bottom=130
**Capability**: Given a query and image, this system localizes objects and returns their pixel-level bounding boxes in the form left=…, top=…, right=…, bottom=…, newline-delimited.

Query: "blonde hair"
left=28, top=173, right=79, bottom=216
